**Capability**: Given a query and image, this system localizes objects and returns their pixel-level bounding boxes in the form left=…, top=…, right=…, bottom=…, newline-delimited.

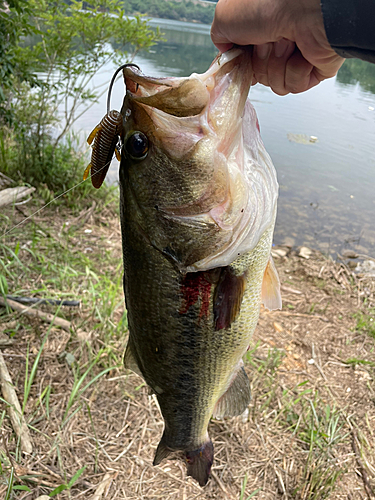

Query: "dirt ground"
left=0, top=202, right=374, bottom=499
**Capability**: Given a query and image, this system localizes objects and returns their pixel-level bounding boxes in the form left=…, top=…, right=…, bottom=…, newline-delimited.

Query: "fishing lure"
left=84, top=63, right=140, bottom=188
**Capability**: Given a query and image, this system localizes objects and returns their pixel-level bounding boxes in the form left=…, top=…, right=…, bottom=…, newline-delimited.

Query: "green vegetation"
left=337, top=58, right=375, bottom=95
left=0, top=193, right=127, bottom=497
left=353, top=309, right=375, bottom=339
left=122, top=0, right=216, bottom=24
left=1, top=0, right=160, bottom=192
left=245, top=350, right=348, bottom=499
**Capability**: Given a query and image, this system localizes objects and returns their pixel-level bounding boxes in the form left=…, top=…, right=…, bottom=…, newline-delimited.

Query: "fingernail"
left=275, top=38, right=290, bottom=58
left=256, top=43, right=271, bottom=59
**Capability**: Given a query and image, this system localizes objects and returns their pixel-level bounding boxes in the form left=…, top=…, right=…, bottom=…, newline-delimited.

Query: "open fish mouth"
left=122, top=48, right=252, bottom=132
left=121, top=48, right=277, bottom=273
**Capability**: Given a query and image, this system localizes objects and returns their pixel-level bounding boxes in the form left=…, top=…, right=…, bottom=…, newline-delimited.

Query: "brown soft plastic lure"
left=84, top=63, right=140, bottom=188
left=83, top=110, right=123, bottom=188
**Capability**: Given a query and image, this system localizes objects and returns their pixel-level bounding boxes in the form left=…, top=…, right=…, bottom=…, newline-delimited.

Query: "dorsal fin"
left=261, top=256, right=282, bottom=310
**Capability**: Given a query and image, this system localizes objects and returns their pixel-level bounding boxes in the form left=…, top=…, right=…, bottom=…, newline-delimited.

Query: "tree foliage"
left=1, top=0, right=161, bottom=191
left=122, top=0, right=215, bottom=25
left=0, top=0, right=36, bottom=121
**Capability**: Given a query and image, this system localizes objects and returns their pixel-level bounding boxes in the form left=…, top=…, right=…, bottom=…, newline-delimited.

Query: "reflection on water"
left=140, top=23, right=217, bottom=76
left=76, top=18, right=375, bottom=258
left=337, top=58, right=375, bottom=95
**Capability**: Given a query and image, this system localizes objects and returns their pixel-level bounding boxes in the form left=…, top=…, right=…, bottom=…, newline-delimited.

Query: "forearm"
left=321, top=0, right=375, bottom=63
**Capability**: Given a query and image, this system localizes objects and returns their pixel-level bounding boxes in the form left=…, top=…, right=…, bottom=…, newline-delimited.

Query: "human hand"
left=210, top=0, right=345, bottom=95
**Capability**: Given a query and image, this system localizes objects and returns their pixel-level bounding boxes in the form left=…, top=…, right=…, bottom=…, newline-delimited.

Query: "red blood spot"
left=256, top=119, right=260, bottom=133
left=180, top=272, right=212, bottom=319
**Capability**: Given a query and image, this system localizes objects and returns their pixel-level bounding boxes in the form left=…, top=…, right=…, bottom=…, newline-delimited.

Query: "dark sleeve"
left=321, top=0, right=375, bottom=63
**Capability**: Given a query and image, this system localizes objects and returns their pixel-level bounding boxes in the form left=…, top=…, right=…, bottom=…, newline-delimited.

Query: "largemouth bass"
left=89, top=47, right=281, bottom=486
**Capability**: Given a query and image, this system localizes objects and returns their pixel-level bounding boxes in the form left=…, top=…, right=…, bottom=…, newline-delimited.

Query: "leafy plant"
left=122, top=0, right=215, bottom=24
left=1, top=0, right=161, bottom=191
left=354, top=310, right=375, bottom=339
left=48, top=466, right=86, bottom=497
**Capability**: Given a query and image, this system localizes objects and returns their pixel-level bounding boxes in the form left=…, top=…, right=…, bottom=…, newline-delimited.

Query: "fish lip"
left=122, top=47, right=252, bottom=119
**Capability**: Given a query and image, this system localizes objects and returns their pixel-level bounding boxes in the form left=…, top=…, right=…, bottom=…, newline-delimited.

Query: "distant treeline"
left=122, top=0, right=216, bottom=24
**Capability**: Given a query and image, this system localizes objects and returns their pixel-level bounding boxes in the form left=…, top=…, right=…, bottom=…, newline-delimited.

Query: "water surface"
left=75, top=18, right=375, bottom=258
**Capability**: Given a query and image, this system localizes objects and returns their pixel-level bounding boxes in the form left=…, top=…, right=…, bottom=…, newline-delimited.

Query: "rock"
left=272, top=248, right=288, bottom=258
left=355, top=260, right=375, bottom=277
left=342, top=250, right=358, bottom=259
left=299, top=246, right=312, bottom=259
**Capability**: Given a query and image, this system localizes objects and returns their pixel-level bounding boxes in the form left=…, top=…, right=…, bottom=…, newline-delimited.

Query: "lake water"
left=74, top=18, right=375, bottom=258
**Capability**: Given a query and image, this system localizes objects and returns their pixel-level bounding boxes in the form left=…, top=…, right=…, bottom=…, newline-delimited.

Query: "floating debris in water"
left=327, top=185, right=339, bottom=192
left=287, top=133, right=318, bottom=144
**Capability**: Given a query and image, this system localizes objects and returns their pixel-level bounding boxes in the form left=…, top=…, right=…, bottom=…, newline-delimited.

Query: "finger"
left=252, top=43, right=273, bottom=88
left=285, top=49, right=316, bottom=94
left=265, top=39, right=296, bottom=95
left=213, top=42, right=234, bottom=53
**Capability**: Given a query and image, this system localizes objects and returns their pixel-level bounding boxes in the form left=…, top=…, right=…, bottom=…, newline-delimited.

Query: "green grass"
left=240, top=474, right=261, bottom=499
left=245, top=347, right=348, bottom=499
left=353, top=310, right=375, bottom=339
left=0, top=185, right=127, bottom=497
left=344, top=358, right=375, bottom=367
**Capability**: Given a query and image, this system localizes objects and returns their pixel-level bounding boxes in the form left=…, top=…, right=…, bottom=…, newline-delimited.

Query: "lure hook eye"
left=107, top=62, right=141, bottom=113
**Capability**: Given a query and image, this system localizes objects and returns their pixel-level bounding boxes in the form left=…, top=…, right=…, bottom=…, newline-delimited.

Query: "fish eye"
left=125, top=131, right=149, bottom=160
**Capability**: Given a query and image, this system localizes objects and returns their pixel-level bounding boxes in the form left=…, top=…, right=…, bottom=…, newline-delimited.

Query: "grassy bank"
left=0, top=192, right=374, bottom=499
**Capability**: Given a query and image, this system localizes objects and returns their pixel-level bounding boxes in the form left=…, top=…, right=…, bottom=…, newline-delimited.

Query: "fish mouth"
left=121, top=48, right=277, bottom=273
left=122, top=47, right=253, bottom=127
left=122, top=47, right=254, bottom=170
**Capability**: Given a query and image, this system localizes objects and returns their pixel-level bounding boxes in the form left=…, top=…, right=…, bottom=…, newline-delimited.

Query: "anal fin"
left=153, top=433, right=172, bottom=466
left=213, top=366, right=251, bottom=418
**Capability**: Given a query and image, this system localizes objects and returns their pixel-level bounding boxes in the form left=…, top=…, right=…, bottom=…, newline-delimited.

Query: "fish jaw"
left=120, top=48, right=277, bottom=272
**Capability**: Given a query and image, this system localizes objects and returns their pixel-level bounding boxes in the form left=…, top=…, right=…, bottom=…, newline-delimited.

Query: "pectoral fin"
left=213, top=365, right=251, bottom=418
left=213, top=267, right=246, bottom=331
left=261, top=256, right=282, bottom=311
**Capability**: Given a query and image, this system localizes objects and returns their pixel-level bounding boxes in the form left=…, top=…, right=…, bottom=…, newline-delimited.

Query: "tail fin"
left=153, top=433, right=172, bottom=466
left=185, top=440, right=214, bottom=487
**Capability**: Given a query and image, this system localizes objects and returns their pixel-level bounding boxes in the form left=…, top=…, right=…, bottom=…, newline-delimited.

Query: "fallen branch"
left=7, top=295, right=80, bottom=307
left=0, top=333, right=14, bottom=348
left=0, top=351, right=33, bottom=453
left=269, top=310, right=330, bottom=322
left=0, top=296, right=72, bottom=332
left=0, top=186, right=36, bottom=208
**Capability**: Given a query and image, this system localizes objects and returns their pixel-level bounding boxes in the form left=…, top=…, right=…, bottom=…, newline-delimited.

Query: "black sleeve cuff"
left=321, top=0, right=375, bottom=63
